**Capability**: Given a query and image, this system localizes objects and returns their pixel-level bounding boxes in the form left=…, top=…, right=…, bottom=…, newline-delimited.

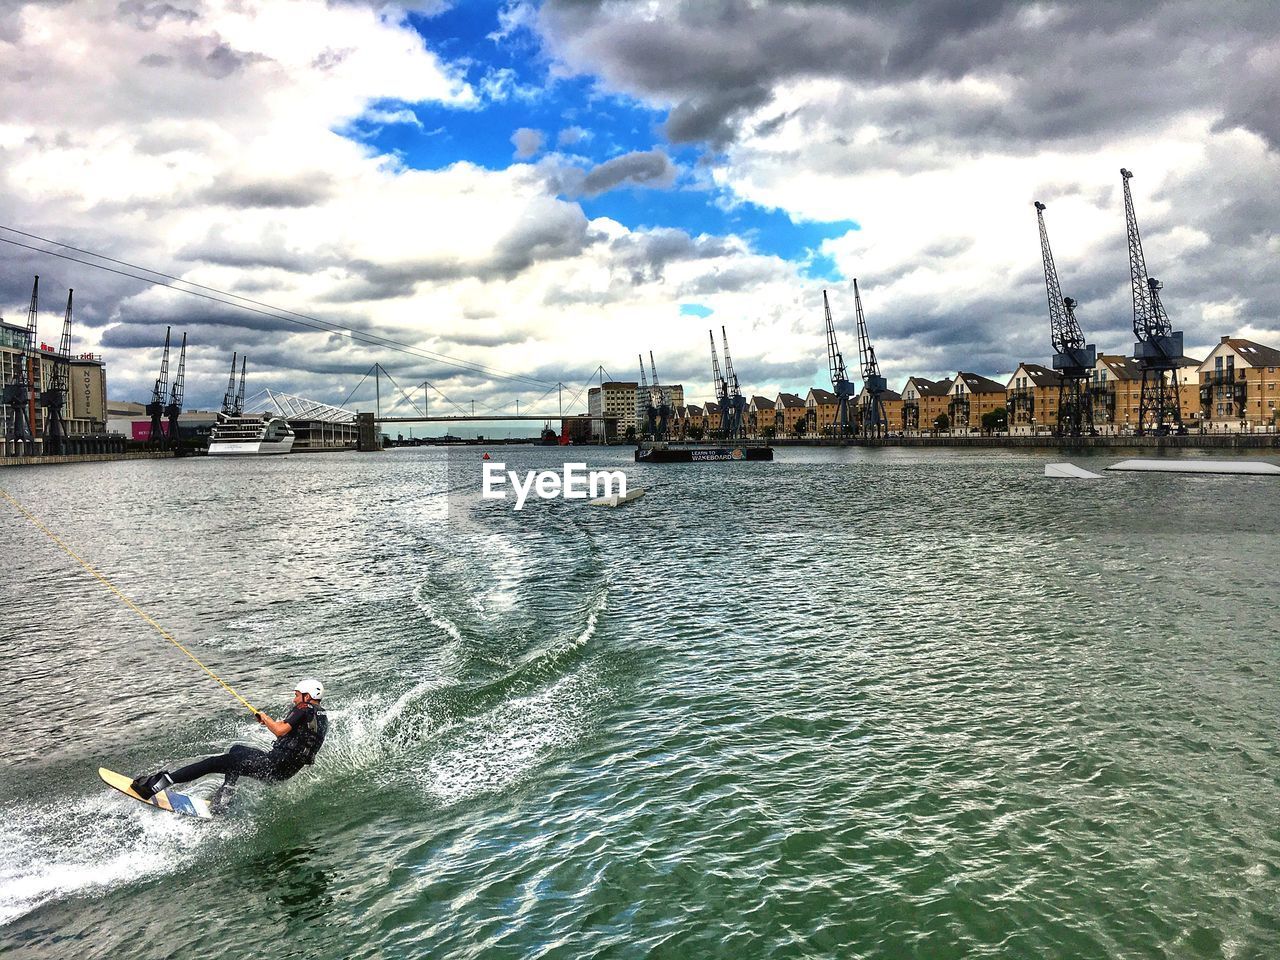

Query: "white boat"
left=207, top=412, right=295, bottom=456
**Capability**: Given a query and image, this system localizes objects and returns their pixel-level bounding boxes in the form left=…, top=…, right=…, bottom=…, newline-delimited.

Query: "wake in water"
left=0, top=793, right=239, bottom=926
left=0, top=497, right=613, bottom=930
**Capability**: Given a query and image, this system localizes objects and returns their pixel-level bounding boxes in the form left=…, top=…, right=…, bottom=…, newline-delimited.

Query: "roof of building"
left=905, top=376, right=950, bottom=397
left=686, top=403, right=703, bottom=415
left=955, top=372, right=1006, bottom=394
left=879, top=389, right=903, bottom=401
left=1014, top=363, right=1063, bottom=387
left=1097, top=354, right=1142, bottom=380
left=1217, top=337, right=1280, bottom=367
left=777, top=392, right=805, bottom=408
left=704, top=401, right=720, bottom=413
left=749, top=395, right=774, bottom=410
left=600, top=381, right=638, bottom=389
left=807, top=387, right=838, bottom=404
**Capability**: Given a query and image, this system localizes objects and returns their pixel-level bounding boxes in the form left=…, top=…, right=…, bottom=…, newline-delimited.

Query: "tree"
left=688, top=424, right=705, bottom=442
left=624, top=426, right=636, bottom=443
left=933, top=412, right=950, bottom=432
left=763, top=426, right=776, bottom=441
left=981, top=407, right=1008, bottom=433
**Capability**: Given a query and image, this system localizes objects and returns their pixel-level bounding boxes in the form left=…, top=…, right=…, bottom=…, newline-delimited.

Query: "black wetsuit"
left=169, top=703, right=328, bottom=789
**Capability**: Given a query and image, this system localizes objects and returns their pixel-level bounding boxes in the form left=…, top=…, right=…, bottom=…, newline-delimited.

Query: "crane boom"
left=234, top=355, right=247, bottom=415
left=822, top=290, right=856, bottom=437
left=41, top=289, right=74, bottom=453
left=1034, top=202, right=1086, bottom=354
left=708, top=330, right=728, bottom=439
left=720, top=326, right=745, bottom=439
left=5, top=276, right=39, bottom=450
left=648, top=350, right=670, bottom=439
left=1121, top=168, right=1183, bottom=434
left=709, top=330, right=725, bottom=395
left=1034, top=201, right=1096, bottom=436
left=165, top=331, right=187, bottom=443
left=853, top=280, right=888, bottom=438
left=637, top=353, right=656, bottom=439
left=146, top=326, right=172, bottom=447
left=221, top=352, right=238, bottom=415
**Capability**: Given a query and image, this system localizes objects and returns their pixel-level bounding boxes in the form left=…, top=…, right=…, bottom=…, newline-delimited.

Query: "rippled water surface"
left=2, top=446, right=1279, bottom=958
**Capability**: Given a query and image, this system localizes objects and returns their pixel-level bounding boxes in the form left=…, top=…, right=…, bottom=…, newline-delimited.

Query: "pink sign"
left=131, top=420, right=171, bottom=441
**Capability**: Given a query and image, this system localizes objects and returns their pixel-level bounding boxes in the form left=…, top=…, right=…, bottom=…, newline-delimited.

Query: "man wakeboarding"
left=131, top=678, right=328, bottom=812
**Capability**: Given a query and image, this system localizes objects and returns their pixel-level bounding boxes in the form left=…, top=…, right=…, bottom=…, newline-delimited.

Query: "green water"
left=1, top=447, right=1278, bottom=958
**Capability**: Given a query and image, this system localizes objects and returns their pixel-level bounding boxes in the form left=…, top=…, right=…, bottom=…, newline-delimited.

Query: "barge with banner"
left=634, top=442, right=773, bottom=463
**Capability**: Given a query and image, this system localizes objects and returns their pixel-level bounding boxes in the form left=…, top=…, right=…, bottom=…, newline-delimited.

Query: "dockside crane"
left=720, top=326, right=746, bottom=440
left=41, top=289, right=74, bottom=455
left=853, top=279, right=888, bottom=438
left=1034, top=201, right=1096, bottom=436
left=146, top=327, right=172, bottom=448
left=709, top=330, right=730, bottom=439
left=164, top=331, right=187, bottom=444
left=233, top=354, right=247, bottom=416
left=4, top=277, right=39, bottom=454
left=220, top=352, right=238, bottom=415
left=1121, top=168, right=1185, bottom=435
left=822, top=290, right=856, bottom=437
left=638, top=353, right=658, bottom=439
left=648, top=351, right=671, bottom=439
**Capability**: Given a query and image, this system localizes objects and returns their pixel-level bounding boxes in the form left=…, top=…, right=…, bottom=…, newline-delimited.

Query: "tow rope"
left=1, top=486, right=259, bottom=715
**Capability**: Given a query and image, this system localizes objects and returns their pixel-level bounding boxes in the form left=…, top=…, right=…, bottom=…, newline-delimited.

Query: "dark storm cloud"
left=330, top=203, right=591, bottom=301
left=176, top=238, right=317, bottom=272
left=604, top=228, right=735, bottom=285
left=116, top=1, right=199, bottom=31
left=441, top=328, right=535, bottom=348
left=677, top=258, right=793, bottom=296
left=107, top=299, right=303, bottom=335
left=579, top=150, right=676, bottom=196
left=199, top=176, right=334, bottom=210
left=539, top=1, right=1280, bottom=151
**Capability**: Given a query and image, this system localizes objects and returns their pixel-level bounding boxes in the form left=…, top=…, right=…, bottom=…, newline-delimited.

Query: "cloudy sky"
left=1, top=0, right=1276, bottom=419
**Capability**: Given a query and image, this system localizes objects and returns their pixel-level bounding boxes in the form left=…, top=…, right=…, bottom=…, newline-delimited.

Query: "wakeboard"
left=99, top=766, right=215, bottom=820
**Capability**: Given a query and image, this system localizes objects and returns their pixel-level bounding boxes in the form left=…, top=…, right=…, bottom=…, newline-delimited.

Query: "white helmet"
left=295, top=678, right=324, bottom=701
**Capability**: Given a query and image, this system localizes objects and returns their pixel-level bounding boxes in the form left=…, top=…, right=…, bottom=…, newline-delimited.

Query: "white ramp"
left=588, top=487, right=647, bottom=507
left=1107, top=459, right=1280, bottom=475
left=1045, top=462, right=1104, bottom=479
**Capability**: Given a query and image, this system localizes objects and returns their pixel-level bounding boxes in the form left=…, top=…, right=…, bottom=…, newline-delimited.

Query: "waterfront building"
left=805, top=387, right=838, bottom=436
left=1006, top=363, right=1063, bottom=434
left=1089, top=354, right=1139, bottom=432
left=855, top=385, right=902, bottom=434
left=632, top=383, right=684, bottom=429
left=685, top=403, right=705, bottom=438
left=1090, top=354, right=1201, bottom=433
left=900, top=377, right=948, bottom=433
left=588, top=381, right=638, bottom=441
left=747, top=395, right=776, bottom=437
left=776, top=393, right=807, bottom=437
left=1195, top=336, right=1280, bottom=430
left=703, top=400, right=721, bottom=435
left=945, top=373, right=1005, bottom=432
left=2, top=318, right=109, bottom=453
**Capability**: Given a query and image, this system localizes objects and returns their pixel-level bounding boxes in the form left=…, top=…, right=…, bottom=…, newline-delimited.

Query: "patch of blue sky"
left=345, top=1, right=856, bottom=279
left=582, top=187, right=856, bottom=277
left=680, top=304, right=714, bottom=318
